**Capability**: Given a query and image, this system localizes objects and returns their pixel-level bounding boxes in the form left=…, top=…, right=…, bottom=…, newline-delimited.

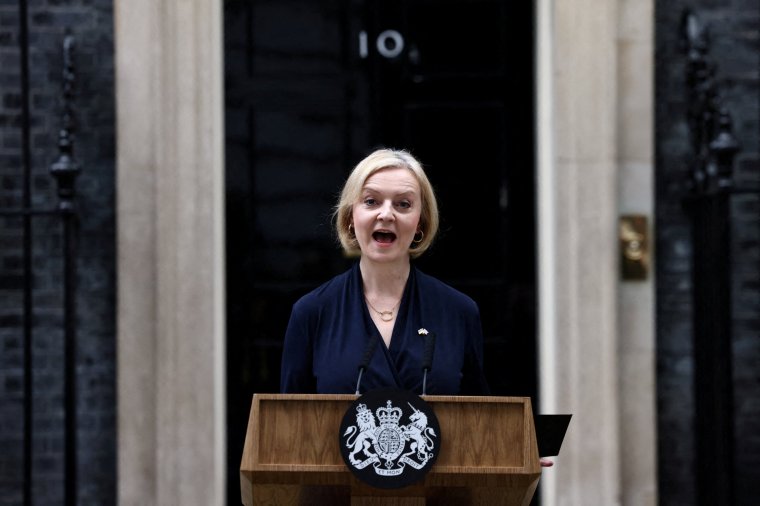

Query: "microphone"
left=355, top=335, right=379, bottom=395
left=420, top=331, right=436, bottom=396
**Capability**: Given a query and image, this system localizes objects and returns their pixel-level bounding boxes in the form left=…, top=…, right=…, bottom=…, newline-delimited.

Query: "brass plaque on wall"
left=619, top=215, right=649, bottom=281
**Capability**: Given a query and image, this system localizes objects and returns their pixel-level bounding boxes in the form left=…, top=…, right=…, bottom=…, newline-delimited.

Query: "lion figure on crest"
left=343, top=403, right=378, bottom=465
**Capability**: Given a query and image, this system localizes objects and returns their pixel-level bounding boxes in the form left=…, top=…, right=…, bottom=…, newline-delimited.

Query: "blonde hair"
left=334, top=148, right=439, bottom=259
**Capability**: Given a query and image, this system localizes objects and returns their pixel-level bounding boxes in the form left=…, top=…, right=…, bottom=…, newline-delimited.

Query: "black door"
left=224, top=0, right=535, bottom=502
left=362, top=0, right=536, bottom=397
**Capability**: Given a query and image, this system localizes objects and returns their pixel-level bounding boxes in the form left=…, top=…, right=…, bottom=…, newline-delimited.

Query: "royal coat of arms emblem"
left=339, top=388, right=441, bottom=489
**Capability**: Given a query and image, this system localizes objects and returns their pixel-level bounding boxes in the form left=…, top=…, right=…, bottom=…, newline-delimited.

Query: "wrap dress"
left=280, top=262, right=490, bottom=395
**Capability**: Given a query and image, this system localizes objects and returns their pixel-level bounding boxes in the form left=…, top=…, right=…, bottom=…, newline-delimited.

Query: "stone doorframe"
left=114, top=1, right=656, bottom=505
left=115, top=1, right=226, bottom=505
left=537, top=1, right=656, bottom=505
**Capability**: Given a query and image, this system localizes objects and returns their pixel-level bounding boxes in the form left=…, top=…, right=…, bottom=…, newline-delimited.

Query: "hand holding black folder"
left=535, top=414, right=572, bottom=467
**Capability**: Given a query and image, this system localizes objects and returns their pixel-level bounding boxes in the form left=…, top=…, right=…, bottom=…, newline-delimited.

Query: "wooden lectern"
left=240, top=394, right=541, bottom=506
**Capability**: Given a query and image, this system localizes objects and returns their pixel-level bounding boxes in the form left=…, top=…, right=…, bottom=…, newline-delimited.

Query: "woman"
left=280, top=148, right=490, bottom=395
left=280, top=148, right=555, bottom=467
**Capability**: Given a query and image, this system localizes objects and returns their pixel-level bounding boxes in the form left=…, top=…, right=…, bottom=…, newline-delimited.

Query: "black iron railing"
left=681, top=9, right=757, bottom=506
left=0, top=19, right=80, bottom=505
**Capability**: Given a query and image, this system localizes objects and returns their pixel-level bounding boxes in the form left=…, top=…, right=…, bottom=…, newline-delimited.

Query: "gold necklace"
left=364, top=296, right=400, bottom=322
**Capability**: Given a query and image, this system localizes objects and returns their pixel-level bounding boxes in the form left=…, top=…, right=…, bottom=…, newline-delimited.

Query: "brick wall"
left=0, top=1, right=115, bottom=505
left=656, top=1, right=759, bottom=504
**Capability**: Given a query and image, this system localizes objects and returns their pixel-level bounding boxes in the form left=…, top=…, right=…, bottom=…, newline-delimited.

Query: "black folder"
left=535, top=414, right=572, bottom=457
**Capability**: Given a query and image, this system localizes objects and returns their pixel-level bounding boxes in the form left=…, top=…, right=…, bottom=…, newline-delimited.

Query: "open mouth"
left=372, top=231, right=397, bottom=243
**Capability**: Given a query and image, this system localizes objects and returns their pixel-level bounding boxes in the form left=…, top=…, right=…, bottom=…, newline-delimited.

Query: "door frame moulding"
left=115, top=0, right=226, bottom=505
left=536, top=0, right=623, bottom=504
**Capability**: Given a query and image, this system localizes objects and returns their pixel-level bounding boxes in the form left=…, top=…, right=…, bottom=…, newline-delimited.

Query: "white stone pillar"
left=537, top=0, right=622, bottom=504
left=115, top=0, right=226, bottom=505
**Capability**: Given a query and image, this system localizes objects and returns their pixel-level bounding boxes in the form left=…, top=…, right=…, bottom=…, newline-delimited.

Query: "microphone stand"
left=355, top=334, right=379, bottom=395
left=420, top=331, right=436, bottom=396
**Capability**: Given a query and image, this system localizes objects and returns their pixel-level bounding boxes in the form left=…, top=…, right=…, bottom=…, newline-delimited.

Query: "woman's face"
left=352, top=166, right=422, bottom=264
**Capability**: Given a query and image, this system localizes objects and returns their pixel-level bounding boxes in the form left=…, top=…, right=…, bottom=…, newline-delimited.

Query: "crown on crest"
left=376, top=400, right=402, bottom=425
left=356, top=403, right=371, bottom=415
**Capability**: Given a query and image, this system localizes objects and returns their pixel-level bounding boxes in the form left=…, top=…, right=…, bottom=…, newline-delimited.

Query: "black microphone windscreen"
left=358, top=334, right=379, bottom=371
left=421, top=332, right=436, bottom=371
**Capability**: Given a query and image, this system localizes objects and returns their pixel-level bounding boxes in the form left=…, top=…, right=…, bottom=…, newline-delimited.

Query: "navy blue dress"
left=280, top=262, right=490, bottom=395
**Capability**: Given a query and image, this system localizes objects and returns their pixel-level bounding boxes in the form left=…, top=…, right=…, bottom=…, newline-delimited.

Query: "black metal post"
left=61, top=210, right=78, bottom=506
left=5, top=12, right=81, bottom=506
left=689, top=178, right=735, bottom=506
left=50, top=33, right=80, bottom=506
left=17, top=0, right=33, bottom=504
left=681, top=10, right=739, bottom=506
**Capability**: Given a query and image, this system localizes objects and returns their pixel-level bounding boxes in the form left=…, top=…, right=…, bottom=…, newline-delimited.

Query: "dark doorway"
left=224, top=0, right=535, bottom=503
